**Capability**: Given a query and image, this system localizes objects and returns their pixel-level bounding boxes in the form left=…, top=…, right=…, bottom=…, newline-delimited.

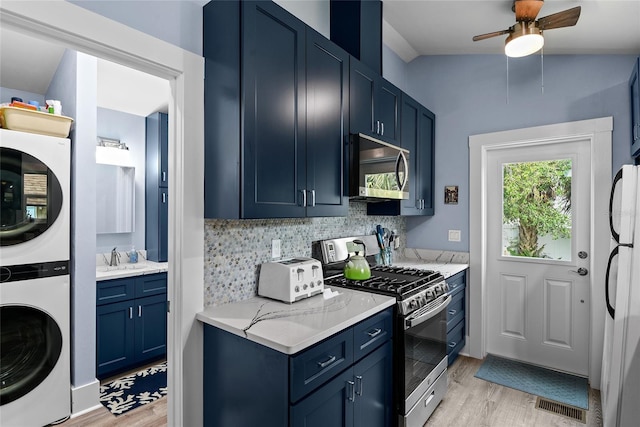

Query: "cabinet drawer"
left=447, top=320, right=465, bottom=359
left=97, top=277, right=135, bottom=305
left=135, top=272, right=167, bottom=298
left=446, top=290, right=465, bottom=331
left=446, top=270, right=466, bottom=294
left=353, top=307, right=393, bottom=362
left=290, top=328, right=353, bottom=403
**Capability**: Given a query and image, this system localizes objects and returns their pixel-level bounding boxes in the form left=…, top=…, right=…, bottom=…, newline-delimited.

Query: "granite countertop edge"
left=95, top=261, right=169, bottom=281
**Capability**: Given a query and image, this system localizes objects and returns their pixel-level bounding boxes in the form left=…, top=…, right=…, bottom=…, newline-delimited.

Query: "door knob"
left=570, top=267, right=588, bottom=276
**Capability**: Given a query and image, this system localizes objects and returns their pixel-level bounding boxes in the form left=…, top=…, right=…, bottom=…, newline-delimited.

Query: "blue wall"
left=404, top=54, right=636, bottom=251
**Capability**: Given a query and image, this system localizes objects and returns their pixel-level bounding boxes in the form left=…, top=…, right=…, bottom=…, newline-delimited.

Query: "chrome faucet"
left=110, top=247, right=120, bottom=266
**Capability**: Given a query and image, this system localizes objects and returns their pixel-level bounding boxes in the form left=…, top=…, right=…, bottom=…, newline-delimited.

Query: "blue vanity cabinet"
left=631, top=57, right=640, bottom=158
left=146, top=112, right=168, bottom=262
left=96, top=273, right=167, bottom=379
left=203, top=307, right=393, bottom=427
left=349, top=57, right=401, bottom=146
left=446, top=270, right=467, bottom=366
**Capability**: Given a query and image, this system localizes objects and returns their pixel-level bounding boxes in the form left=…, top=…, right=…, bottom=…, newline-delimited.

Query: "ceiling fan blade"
left=514, top=0, right=544, bottom=22
left=537, top=6, right=581, bottom=30
left=472, top=29, right=511, bottom=42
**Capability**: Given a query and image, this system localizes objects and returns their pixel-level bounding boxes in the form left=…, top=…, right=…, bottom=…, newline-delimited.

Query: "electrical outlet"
left=448, top=230, right=461, bottom=242
left=271, top=239, right=281, bottom=259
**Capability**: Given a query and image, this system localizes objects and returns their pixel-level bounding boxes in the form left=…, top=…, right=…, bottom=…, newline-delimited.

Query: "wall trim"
left=0, top=1, right=205, bottom=424
left=71, top=380, right=101, bottom=417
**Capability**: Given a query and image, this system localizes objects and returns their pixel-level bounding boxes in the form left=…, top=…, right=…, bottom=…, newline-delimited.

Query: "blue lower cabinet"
left=203, top=307, right=393, bottom=427
left=96, top=273, right=167, bottom=379
left=445, top=270, right=467, bottom=366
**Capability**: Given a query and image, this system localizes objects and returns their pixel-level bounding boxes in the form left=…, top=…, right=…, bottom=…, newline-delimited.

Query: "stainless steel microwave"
left=349, top=133, right=409, bottom=200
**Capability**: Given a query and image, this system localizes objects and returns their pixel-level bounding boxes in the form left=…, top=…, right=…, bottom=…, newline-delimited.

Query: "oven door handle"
left=404, top=295, right=452, bottom=329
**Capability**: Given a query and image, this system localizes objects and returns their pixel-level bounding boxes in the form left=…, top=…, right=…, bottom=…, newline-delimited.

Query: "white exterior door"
left=485, top=138, right=591, bottom=375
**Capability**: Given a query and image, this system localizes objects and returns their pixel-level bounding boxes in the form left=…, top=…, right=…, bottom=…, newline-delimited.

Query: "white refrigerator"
left=601, top=164, right=640, bottom=427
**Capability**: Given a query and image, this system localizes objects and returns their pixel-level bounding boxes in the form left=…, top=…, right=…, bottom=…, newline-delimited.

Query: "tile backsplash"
left=203, top=202, right=406, bottom=307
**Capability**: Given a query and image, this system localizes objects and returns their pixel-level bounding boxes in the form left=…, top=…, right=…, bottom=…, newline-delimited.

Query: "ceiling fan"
left=472, top=0, right=581, bottom=57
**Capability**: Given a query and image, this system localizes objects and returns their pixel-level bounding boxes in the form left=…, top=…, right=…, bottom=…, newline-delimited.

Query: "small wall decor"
left=445, top=185, right=458, bottom=204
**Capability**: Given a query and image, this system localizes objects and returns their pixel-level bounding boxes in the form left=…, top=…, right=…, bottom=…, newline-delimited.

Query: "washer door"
left=0, top=147, right=63, bottom=246
left=0, top=306, right=63, bottom=405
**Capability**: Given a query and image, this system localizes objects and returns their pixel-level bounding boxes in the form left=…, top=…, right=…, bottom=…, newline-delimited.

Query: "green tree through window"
left=503, top=159, right=572, bottom=259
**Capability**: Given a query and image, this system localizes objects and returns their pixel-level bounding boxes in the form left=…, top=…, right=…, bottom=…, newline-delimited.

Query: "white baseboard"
left=71, top=380, right=100, bottom=416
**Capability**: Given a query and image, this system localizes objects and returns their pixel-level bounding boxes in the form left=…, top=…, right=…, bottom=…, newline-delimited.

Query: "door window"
left=0, top=148, right=63, bottom=246
left=502, top=158, right=573, bottom=261
left=0, top=306, right=63, bottom=405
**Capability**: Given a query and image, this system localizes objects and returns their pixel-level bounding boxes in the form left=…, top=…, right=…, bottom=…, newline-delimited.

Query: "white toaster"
left=258, top=257, right=324, bottom=303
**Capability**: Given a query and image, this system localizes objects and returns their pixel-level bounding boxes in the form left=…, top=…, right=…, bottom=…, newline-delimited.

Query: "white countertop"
left=197, top=288, right=396, bottom=355
left=393, top=248, right=469, bottom=278
left=95, top=260, right=168, bottom=281
left=392, top=260, right=468, bottom=278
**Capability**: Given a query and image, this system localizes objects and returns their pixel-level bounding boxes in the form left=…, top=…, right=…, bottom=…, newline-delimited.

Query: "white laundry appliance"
left=0, top=128, right=71, bottom=426
left=601, top=164, right=640, bottom=427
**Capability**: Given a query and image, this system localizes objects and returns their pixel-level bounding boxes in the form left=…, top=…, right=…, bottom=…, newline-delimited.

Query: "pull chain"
left=541, top=46, right=544, bottom=94
left=506, top=55, right=510, bottom=104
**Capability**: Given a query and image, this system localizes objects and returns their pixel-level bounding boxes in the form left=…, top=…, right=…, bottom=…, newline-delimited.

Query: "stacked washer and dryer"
left=0, top=128, right=71, bottom=426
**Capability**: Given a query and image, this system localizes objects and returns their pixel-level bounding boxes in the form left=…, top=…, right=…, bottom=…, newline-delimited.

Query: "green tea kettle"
left=343, top=239, right=371, bottom=280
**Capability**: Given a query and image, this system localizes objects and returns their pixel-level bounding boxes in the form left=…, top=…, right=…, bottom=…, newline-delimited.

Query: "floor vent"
left=535, top=397, right=587, bottom=423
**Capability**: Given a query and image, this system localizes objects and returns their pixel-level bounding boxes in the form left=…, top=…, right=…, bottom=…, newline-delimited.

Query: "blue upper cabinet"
left=349, top=57, right=401, bottom=146
left=146, top=112, right=168, bottom=262
left=368, top=93, right=435, bottom=216
left=631, top=57, right=640, bottom=158
left=204, top=1, right=348, bottom=219
left=305, top=29, right=350, bottom=217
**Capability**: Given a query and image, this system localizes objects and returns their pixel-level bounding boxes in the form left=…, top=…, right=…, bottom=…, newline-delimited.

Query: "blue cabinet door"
left=631, top=58, right=640, bottom=157
left=158, top=187, right=168, bottom=262
left=134, top=294, right=167, bottom=363
left=305, top=28, right=349, bottom=217
left=291, top=367, right=354, bottom=427
left=418, top=106, right=435, bottom=215
left=96, top=300, right=135, bottom=379
left=376, top=80, right=401, bottom=144
left=353, top=340, right=393, bottom=427
left=350, top=59, right=376, bottom=136
left=242, top=1, right=307, bottom=218
left=146, top=112, right=168, bottom=262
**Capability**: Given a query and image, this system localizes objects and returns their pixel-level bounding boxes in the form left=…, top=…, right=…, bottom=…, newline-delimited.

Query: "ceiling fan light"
left=505, top=22, right=544, bottom=58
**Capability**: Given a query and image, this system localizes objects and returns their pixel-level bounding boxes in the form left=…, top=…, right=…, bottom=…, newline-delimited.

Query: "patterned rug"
left=475, top=354, right=589, bottom=409
left=99, top=361, right=167, bottom=416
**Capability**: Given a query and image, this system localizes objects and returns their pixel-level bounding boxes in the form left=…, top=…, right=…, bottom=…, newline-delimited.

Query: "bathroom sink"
left=96, top=264, right=148, bottom=273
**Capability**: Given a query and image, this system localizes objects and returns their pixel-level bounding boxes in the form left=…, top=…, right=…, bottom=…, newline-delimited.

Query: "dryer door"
left=0, top=147, right=63, bottom=246
left=0, top=306, right=63, bottom=405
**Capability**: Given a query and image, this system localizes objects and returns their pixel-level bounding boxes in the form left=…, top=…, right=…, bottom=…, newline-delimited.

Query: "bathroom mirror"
left=96, top=164, right=135, bottom=234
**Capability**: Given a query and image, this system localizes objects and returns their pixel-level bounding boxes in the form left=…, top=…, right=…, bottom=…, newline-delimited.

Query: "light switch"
left=448, top=230, right=461, bottom=242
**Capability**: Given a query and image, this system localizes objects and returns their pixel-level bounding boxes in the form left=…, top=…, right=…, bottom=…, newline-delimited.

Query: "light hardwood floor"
left=57, top=356, right=601, bottom=426
left=425, top=356, right=602, bottom=427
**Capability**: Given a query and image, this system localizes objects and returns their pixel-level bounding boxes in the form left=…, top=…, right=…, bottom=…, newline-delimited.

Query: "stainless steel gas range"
left=316, top=236, right=451, bottom=427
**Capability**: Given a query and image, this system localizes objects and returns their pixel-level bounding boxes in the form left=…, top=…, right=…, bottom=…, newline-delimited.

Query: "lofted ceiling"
left=1, top=1, right=638, bottom=113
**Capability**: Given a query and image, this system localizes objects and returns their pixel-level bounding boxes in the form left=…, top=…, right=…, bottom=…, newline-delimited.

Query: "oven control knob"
left=295, top=286, right=300, bottom=292
left=317, top=280, right=322, bottom=286
left=442, top=282, right=450, bottom=292
left=303, top=284, right=308, bottom=290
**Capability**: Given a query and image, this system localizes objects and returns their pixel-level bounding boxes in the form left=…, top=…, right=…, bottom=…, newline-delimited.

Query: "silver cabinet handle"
left=162, top=171, right=166, bottom=183
left=162, top=192, right=167, bottom=203
left=376, top=120, right=380, bottom=134
left=381, top=121, right=384, bottom=136
left=367, top=328, right=382, bottom=338
left=422, top=199, right=425, bottom=210
left=448, top=309, right=457, bottom=316
left=415, top=199, right=421, bottom=209
left=309, top=189, right=316, bottom=207
left=449, top=341, right=457, bottom=348
left=138, top=305, right=142, bottom=317
left=317, top=355, right=336, bottom=368
left=355, top=375, right=363, bottom=396
left=347, top=380, right=355, bottom=402
left=300, top=189, right=307, bottom=207
left=129, top=307, right=133, bottom=319
left=570, top=267, right=589, bottom=276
